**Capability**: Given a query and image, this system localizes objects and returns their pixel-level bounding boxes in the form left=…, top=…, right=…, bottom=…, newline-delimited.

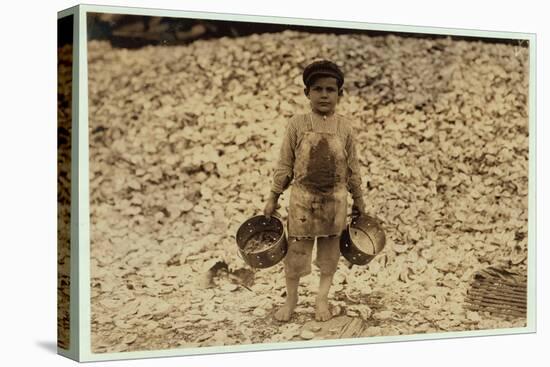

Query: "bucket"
left=340, top=214, right=386, bottom=265
left=236, top=215, right=288, bottom=268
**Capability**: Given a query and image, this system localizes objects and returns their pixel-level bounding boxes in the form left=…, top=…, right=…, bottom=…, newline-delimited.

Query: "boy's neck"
left=311, top=109, right=336, bottom=119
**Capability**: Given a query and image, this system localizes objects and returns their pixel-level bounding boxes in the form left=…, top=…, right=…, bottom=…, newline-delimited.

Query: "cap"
left=302, top=60, right=344, bottom=88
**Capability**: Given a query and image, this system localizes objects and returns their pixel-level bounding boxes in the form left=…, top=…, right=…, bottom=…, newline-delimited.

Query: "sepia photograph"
left=60, top=7, right=533, bottom=356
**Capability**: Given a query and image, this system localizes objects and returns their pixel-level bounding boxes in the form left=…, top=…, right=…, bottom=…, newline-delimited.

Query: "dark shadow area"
left=36, top=340, right=59, bottom=354
left=58, top=14, right=74, bottom=48
left=87, top=12, right=529, bottom=49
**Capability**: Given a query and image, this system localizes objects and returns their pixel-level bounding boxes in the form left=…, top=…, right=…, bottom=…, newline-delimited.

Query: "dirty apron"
left=288, top=113, right=348, bottom=238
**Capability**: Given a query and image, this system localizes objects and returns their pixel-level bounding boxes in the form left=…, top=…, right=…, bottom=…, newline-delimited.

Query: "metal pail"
left=236, top=215, right=287, bottom=268
left=340, top=215, right=386, bottom=265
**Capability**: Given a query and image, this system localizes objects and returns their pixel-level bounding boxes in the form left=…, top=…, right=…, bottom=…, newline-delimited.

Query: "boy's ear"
left=304, top=87, right=310, bottom=97
left=338, top=88, right=344, bottom=97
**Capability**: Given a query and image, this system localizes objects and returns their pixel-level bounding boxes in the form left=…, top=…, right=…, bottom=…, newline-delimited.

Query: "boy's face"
left=305, top=76, right=341, bottom=115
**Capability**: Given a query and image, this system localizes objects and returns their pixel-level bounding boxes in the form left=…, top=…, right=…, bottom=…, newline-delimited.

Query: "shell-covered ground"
left=83, top=30, right=529, bottom=353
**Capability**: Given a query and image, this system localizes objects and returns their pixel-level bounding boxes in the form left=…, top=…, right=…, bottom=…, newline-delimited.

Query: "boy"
left=264, top=60, right=366, bottom=322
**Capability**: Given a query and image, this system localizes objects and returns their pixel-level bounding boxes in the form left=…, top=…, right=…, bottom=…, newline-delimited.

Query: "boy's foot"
left=274, top=299, right=297, bottom=322
left=315, top=300, right=332, bottom=321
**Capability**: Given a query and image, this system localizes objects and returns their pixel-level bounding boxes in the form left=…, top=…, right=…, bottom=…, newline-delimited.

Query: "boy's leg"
left=274, top=275, right=300, bottom=322
left=275, top=238, right=314, bottom=322
left=315, top=236, right=340, bottom=321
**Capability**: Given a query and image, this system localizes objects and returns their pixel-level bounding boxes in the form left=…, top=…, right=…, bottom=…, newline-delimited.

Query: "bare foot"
left=315, top=300, right=332, bottom=321
left=274, top=298, right=297, bottom=322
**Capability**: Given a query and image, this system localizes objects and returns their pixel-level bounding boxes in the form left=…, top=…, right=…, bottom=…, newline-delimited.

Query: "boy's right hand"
left=352, top=196, right=367, bottom=218
left=263, top=192, right=280, bottom=219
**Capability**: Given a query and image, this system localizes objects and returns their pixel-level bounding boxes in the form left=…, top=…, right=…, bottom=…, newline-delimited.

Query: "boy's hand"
left=352, top=196, right=366, bottom=218
left=264, top=192, right=280, bottom=219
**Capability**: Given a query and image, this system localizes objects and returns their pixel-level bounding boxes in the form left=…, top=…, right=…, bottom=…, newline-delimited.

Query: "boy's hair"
left=302, top=60, right=344, bottom=89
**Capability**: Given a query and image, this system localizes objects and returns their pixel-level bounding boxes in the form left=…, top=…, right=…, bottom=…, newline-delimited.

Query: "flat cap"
left=302, top=60, right=344, bottom=88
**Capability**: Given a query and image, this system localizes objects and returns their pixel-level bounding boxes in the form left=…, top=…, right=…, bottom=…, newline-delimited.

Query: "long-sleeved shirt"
left=271, top=112, right=364, bottom=200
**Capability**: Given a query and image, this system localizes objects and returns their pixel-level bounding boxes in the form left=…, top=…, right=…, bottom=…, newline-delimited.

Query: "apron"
left=288, top=113, right=348, bottom=238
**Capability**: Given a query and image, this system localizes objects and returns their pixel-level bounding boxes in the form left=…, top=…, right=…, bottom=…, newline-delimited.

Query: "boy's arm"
left=270, top=117, right=297, bottom=196
left=346, top=129, right=366, bottom=214
left=265, top=117, right=297, bottom=218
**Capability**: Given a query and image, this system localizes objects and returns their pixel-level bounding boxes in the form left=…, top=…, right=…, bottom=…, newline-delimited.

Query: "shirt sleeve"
left=345, top=126, right=364, bottom=200
left=271, top=116, right=298, bottom=195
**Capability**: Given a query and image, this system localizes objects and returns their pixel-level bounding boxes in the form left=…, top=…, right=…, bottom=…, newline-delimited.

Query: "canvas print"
left=83, top=10, right=530, bottom=355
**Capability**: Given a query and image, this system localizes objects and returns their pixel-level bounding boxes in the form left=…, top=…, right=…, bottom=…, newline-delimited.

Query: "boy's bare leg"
left=315, top=272, right=334, bottom=321
left=274, top=276, right=299, bottom=321
left=275, top=238, right=313, bottom=322
left=315, top=236, right=339, bottom=321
